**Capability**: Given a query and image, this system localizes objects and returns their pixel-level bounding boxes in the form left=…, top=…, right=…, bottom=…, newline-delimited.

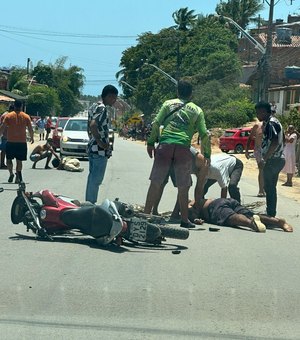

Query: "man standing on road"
left=0, top=100, right=34, bottom=183
left=144, top=80, right=211, bottom=228
left=245, top=121, right=265, bottom=197
left=85, top=85, right=118, bottom=204
left=0, top=104, right=14, bottom=169
left=255, top=101, right=285, bottom=217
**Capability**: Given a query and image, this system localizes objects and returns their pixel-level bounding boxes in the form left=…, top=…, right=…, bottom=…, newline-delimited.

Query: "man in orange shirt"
left=0, top=100, right=34, bottom=183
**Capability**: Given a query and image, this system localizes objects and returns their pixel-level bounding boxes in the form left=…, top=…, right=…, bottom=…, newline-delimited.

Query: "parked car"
left=219, top=127, right=255, bottom=154
left=51, top=117, right=69, bottom=151
left=60, top=117, right=89, bottom=157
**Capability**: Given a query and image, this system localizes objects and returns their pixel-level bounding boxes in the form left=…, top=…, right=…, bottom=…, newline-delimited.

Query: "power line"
left=0, top=25, right=137, bottom=39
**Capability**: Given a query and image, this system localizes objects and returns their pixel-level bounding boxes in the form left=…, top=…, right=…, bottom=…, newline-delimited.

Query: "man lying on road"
left=188, top=197, right=293, bottom=233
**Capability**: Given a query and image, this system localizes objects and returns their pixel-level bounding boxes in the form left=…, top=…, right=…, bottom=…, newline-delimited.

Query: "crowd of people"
left=0, top=82, right=297, bottom=233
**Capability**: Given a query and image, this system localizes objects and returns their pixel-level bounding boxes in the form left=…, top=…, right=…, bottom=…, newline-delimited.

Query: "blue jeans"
left=263, top=157, right=285, bottom=217
left=85, top=154, right=108, bottom=204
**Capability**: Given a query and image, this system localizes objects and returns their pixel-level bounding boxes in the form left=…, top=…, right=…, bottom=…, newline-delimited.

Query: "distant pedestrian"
left=0, top=104, right=14, bottom=169
left=45, top=115, right=52, bottom=140
left=36, top=117, right=46, bottom=140
left=245, top=121, right=265, bottom=197
left=0, top=100, right=34, bottom=183
left=282, top=125, right=298, bottom=187
left=85, top=85, right=118, bottom=204
left=256, top=101, right=285, bottom=217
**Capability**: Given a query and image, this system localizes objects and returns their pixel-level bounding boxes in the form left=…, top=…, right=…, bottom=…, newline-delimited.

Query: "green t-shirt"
left=147, top=98, right=211, bottom=158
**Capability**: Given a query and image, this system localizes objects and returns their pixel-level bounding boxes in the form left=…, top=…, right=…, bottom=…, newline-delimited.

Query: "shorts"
left=6, top=142, right=27, bottom=161
left=207, top=198, right=253, bottom=226
left=38, top=128, right=45, bottom=134
left=0, top=137, right=7, bottom=151
left=30, top=154, right=40, bottom=162
left=149, top=144, right=192, bottom=187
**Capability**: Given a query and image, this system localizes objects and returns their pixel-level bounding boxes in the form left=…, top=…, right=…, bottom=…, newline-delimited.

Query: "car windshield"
left=65, top=119, right=87, bottom=131
left=58, top=119, right=68, bottom=129
left=224, top=131, right=235, bottom=137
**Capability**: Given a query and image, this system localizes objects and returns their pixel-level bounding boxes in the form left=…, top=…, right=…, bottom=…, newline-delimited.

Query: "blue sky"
left=0, top=0, right=299, bottom=96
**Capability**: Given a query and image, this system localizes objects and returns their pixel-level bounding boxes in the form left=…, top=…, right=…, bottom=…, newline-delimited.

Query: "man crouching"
left=30, top=138, right=60, bottom=169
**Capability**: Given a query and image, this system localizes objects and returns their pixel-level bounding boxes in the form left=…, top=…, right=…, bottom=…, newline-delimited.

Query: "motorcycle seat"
left=61, top=205, right=113, bottom=238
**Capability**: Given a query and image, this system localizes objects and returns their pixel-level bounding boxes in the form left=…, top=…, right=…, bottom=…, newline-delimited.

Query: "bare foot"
left=278, top=218, right=293, bottom=232
left=194, top=218, right=204, bottom=225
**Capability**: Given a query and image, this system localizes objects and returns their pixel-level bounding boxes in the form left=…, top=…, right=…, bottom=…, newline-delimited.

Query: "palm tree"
left=216, top=0, right=264, bottom=29
left=172, top=7, right=198, bottom=31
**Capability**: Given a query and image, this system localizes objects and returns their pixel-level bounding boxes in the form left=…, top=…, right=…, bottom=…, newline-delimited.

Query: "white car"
left=60, top=117, right=89, bottom=157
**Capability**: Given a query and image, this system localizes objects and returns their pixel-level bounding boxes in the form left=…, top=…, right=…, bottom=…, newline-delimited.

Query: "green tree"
left=26, top=86, right=61, bottom=117
left=216, top=0, right=264, bottom=29
left=172, top=7, right=198, bottom=31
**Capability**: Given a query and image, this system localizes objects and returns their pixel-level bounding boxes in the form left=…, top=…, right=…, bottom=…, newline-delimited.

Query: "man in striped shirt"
left=255, top=101, right=285, bottom=217
left=85, top=85, right=118, bottom=204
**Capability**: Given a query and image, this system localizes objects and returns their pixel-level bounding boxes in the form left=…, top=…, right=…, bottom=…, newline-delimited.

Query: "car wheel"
left=234, top=144, right=244, bottom=154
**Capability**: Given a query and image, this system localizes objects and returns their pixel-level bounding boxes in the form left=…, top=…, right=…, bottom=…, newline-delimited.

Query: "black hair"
left=177, top=80, right=193, bottom=100
left=14, top=100, right=23, bottom=110
left=255, top=101, right=272, bottom=114
left=101, top=85, right=118, bottom=98
left=52, top=158, right=60, bottom=168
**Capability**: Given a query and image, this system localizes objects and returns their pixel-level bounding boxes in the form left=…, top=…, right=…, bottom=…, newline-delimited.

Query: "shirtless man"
left=245, top=121, right=265, bottom=197
left=188, top=197, right=293, bottom=233
left=30, top=138, right=60, bottom=169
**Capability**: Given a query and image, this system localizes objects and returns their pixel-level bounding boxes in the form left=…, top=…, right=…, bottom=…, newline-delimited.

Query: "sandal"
left=257, top=193, right=265, bottom=197
left=252, top=215, right=266, bottom=233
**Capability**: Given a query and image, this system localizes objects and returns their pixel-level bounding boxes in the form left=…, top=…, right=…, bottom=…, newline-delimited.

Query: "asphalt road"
left=0, top=137, right=299, bottom=339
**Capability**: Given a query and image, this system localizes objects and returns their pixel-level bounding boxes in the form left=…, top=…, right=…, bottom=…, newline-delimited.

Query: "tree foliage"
left=216, top=0, right=264, bottom=30
left=118, top=16, right=242, bottom=120
left=6, top=57, right=84, bottom=117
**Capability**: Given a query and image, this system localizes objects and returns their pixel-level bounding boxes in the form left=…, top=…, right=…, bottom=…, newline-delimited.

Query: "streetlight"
left=120, top=80, right=136, bottom=91
left=214, top=15, right=265, bottom=54
left=215, top=14, right=270, bottom=101
left=142, top=60, right=178, bottom=85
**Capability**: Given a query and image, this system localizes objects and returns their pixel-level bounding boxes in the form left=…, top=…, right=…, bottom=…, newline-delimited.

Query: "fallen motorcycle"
left=0, top=183, right=189, bottom=246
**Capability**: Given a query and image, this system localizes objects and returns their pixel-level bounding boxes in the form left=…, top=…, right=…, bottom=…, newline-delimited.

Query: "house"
left=238, top=15, right=300, bottom=112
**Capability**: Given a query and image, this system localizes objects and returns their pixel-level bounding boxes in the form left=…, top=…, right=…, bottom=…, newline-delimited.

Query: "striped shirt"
left=87, top=103, right=111, bottom=157
left=261, top=116, right=284, bottom=159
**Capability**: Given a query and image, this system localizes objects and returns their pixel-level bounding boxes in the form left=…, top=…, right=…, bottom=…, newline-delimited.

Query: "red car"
left=51, top=117, right=69, bottom=151
left=219, top=127, right=255, bottom=154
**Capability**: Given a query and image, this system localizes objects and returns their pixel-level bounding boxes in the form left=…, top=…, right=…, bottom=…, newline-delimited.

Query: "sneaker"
left=8, top=174, right=14, bottom=183
left=252, top=215, right=266, bottom=233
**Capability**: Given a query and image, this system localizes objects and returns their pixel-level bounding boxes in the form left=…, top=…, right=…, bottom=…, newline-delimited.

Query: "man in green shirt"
left=144, top=80, right=211, bottom=228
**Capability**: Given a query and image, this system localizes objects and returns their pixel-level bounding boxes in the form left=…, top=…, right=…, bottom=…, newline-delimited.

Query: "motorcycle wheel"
left=11, top=196, right=27, bottom=224
left=159, top=225, right=189, bottom=240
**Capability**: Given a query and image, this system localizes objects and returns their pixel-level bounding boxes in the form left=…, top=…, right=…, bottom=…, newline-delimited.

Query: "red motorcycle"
left=0, top=183, right=189, bottom=246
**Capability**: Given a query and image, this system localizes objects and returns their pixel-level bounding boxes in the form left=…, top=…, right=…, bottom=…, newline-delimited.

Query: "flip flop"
left=257, top=193, right=265, bottom=197
left=252, top=215, right=266, bottom=233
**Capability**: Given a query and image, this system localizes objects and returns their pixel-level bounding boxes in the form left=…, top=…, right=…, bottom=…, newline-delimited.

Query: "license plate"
left=129, top=217, right=147, bottom=241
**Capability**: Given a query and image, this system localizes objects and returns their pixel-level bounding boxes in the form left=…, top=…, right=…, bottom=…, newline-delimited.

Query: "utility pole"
left=261, top=0, right=275, bottom=101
